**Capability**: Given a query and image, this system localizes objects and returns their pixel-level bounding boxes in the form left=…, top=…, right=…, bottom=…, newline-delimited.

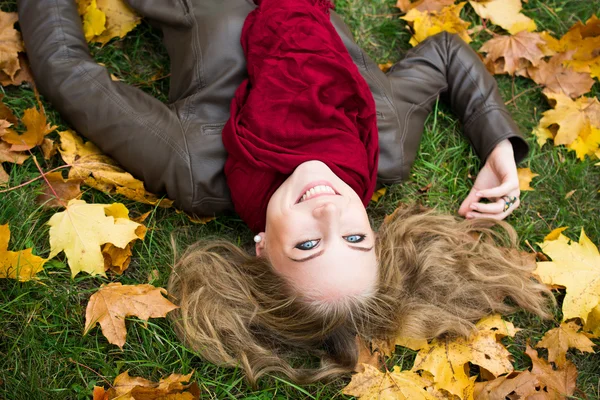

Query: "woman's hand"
left=458, top=139, right=520, bottom=220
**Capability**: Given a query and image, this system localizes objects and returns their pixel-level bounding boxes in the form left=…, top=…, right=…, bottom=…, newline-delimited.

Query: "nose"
left=312, top=201, right=339, bottom=220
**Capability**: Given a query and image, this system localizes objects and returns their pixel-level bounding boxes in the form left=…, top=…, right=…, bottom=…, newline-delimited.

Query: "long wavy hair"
left=167, top=205, right=552, bottom=386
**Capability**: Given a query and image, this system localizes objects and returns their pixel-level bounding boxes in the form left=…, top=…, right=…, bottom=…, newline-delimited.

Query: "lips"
left=296, top=181, right=339, bottom=204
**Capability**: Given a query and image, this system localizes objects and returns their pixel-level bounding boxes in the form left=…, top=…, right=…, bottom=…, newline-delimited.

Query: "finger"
left=469, top=198, right=505, bottom=214
left=458, top=188, right=480, bottom=216
left=466, top=198, right=520, bottom=220
left=476, top=182, right=519, bottom=200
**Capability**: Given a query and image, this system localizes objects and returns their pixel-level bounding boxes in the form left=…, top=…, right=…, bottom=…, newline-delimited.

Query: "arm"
left=17, top=0, right=194, bottom=211
left=386, top=32, right=526, bottom=219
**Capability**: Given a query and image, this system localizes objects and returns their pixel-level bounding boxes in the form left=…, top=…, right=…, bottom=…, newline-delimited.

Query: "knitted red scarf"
left=222, top=0, right=379, bottom=232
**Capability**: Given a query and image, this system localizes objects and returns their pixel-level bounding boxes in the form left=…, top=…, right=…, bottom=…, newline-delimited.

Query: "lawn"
left=0, top=0, right=599, bottom=398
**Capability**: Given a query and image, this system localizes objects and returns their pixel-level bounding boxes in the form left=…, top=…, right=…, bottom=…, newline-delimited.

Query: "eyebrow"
left=288, top=245, right=374, bottom=263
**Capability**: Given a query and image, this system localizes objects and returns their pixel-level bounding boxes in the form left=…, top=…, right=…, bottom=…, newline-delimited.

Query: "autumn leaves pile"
left=0, top=0, right=599, bottom=398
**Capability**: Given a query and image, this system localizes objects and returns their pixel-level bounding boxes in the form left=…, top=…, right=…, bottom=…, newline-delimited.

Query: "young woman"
left=18, top=0, right=550, bottom=385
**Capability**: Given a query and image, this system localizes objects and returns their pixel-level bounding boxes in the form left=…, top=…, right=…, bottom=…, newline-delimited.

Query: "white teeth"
left=299, top=185, right=336, bottom=202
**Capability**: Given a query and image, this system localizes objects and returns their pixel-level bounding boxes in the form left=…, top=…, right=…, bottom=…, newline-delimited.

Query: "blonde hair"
left=167, top=206, right=551, bottom=386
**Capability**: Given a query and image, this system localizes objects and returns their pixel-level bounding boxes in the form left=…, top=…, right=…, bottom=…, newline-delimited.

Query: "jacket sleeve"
left=386, top=32, right=528, bottom=172
left=17, top=0, right=196, bottom=212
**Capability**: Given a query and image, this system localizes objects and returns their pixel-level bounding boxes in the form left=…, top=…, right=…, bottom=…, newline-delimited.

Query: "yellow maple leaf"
left=94, top=0, right=141, bottom=44
left=468, top=0, right=536, bottom=34
left=370, top=187, right=386, bottom=202
left=93, top=370, right=198, bottom=400
left=517, top=167, right=539, bottom=191
left=82, top=0, right=106, bottom=42
left=343, top=364, right=436, bottom=400
left=47, top=199, right=143, bottom=277
left=535, top=228, right=600, bottom=334
left=58, top=130, right=173, bottom=208
left=532, top=126, right=554, bottom=148
left=84, top=283, right=178, bottom=348
left=537, top=91, right=600, bottom=149
left=536, top=321, right=596, bottom=367
left=402, top=3, right=472, bottom=47
left=0, top=11, right=25, bottom=81
left=568, top=125, right=600, bottom=161
left=584, top=306, right=600, bottom=337
left=0, top=224, right=46, bottom=281
left=3, top=104, right=58, bottom=151
left=411, top=315, right=517, bottom=399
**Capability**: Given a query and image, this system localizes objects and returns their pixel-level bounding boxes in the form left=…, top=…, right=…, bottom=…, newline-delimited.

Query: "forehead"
left=271, top=245, right=378, bottom=301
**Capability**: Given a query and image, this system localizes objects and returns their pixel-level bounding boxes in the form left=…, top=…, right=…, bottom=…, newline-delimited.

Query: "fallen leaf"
left=2, top=103, right=57, bottom=151
left=473, top=371, right=541, bottom=400
left=411, top=315, right=517, bottom=399
left=536, top=321, right=596, bottom=367
left=0, top=11, right=25, bottom=81
left=84, top=283, right=178, bottom=348
left=82, top=0, right=106, bottom=41
left=527, top=53, right=595, bottom=98
left=395, top=336, right=430, bottom=351
left=41, top=138, right=58, bottom=160
left=584, top=306, right=600, bottom=337
left=396, top=0, right=454, bottom=13
left=371, top=187, right=386, bottom=202
left=93, top=0, right=142, bottom=44
left=535, top=228, right=600, bottom=333
left=0, top=95, right=18, bottom=125
left=95, top=370, right=199, bottom=399
left=402, top=3, right=472, bottom=47
left=343, top=364, right=436, bottom=400
left=58, top=130, right=173, bottom=208
left=468, top=0, right=536, bottom=34
left=0, top=165, right=8, bottom=186
left=525, top=344, right=577, bottom=398
left=568, top=125, right=600, bottom=161
left=0, top=224, right=46, bottom=281
left=0, top=54, right=34, bottom=87
left=517, top=167, right=539, bottom=191
left=102, top=221, right=146, bottom=275
left=47, top=199, right=143, bottom=277
left=537, top=91, right=600, bottom=150
left=36, top=172, right=83, bottom=209
left=0, top=141, right=29, bottom=165
left=532, top=125, right=554, bottom=148
left=378, top=62, right=394, bottom=73
left=354, top=336, right=383, bottom=372
left=479, top=31, right=545, bottom=76
left=564, top=189, right=576, bottom=199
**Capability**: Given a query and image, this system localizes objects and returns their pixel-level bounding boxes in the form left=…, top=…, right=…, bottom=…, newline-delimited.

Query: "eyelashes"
left=294, top=234, right=366, bottom=250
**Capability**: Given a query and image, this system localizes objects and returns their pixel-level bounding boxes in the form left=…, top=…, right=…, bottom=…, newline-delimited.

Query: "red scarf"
left=222, top=0, right=379, bottom=232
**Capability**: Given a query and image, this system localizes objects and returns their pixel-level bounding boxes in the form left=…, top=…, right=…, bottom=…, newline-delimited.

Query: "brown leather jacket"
left=17, top=0, right=527, bottom=218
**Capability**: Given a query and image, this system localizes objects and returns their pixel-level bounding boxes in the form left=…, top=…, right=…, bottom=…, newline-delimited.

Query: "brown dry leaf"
left=343, top=364, right=436, bottom=400
left=41, top=138, right=58, bottom=160
left=0, top=165, right=8, bottom=186
left=0, top=12, right=25, bottom=82
left=536, top=91, right=600, bottom=153
left=47, top=199, right=143, bottom=277
left=93, top=0, right=142, bottom=44
left=0, top=95, right=18, bottom=125
left=354, top=336, right=383, bottom=373
left=479, top=31, right=545, bottom=76
left=84, top=282, right=178, bottom=348
left=2, top=103, right=57, bottom=151
left=396, top=0, right=454, bottom=13
left=468, top=0, right=536, bottom=34
left=0, top=224, right=46, bottom=281
left=95, top=370, right=199, bottom=400
left=0, top=141, right=29, bottom=165
left=0, top=54, right=34, bottom=87
left=517, top=167, right=539, bottom=191
left=402, top=3, right=472, bottom=47
left=102, top=223, right=146, bottom=275
left=536, top=321, right=596, bottom=367
left=535, top=227, right=600, bottom=335
left=58, top=130, right=173, bottom=208
left=36, top=172, right=83, bottom=209
left=473, top=371, right=541, bottom=400
left=525, top=344, right=577, bottom=398
left=411, top=315, right=517, bottom=399
left=174, top=209, right=215, bottom=225
left=527, top=53, right=595, bottom=98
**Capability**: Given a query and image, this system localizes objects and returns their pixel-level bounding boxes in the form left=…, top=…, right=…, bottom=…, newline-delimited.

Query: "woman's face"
left=259, top=161, right=378, bottom=302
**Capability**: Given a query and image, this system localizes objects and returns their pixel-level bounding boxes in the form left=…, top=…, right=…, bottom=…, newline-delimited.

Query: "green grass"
left=1, top=0, right=599, bottom=398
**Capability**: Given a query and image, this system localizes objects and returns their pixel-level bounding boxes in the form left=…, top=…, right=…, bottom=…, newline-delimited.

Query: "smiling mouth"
left=296, top=184, right=339, bottom=204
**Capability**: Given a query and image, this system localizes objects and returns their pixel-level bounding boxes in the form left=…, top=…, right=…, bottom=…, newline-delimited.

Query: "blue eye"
left=295, top=239, right=320, bottom=251
left=344, top=234, right=366, bottom=243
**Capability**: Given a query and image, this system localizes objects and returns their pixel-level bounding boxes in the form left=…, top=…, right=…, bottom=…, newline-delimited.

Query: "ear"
left=255, top=232, right=266, bottom=257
